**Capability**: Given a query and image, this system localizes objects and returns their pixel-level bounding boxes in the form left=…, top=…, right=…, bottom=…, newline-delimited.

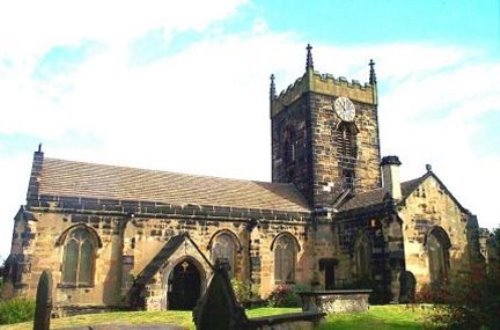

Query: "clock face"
left=334, top=96, right=356, bottom=122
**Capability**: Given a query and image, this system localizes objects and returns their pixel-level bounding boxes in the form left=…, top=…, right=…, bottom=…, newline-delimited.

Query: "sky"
left=0, top=0, right=499, bottom=260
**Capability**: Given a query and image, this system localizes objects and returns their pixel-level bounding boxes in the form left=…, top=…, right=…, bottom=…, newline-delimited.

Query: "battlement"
left=271, top=71, right=375, bottom=117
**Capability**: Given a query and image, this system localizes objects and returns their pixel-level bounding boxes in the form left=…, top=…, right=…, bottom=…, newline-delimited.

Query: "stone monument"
left=34, top=270, right=53, bottom=330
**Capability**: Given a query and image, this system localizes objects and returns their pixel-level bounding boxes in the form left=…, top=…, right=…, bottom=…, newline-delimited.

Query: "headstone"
left=192, top=260, right=249, bottom=330
left=34, top=270, right=52, bottom=330
left=399, top=271, right=416, bottom=303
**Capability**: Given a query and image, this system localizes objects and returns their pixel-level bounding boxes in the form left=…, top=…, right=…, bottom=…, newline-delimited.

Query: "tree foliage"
left=427, top=262, right=500, bottom=329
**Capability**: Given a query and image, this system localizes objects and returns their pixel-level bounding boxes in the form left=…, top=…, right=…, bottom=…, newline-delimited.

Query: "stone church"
left=2, top=45, right=480, bottom=313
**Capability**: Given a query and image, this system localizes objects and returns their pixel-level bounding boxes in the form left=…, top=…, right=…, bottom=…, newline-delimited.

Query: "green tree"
left=430, top=262, right=500, bottom=329
left=494, top=226, right=500, bottom=257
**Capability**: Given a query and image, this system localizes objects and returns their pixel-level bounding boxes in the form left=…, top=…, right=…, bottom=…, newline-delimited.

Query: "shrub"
left=267, top=284, right=301, bottom=307
left=0, top=298, right=36, bottom=325
left=231, top=278, right=252, bottom=304
left=292, top=283, right=310, bottom=294
left=428, top=262, right=500, bottom=329
left=415, top=282, right=450, bottom=304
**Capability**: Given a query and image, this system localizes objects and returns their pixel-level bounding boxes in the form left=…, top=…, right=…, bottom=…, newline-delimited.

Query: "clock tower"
left=270, top=45, right=382, bottom=210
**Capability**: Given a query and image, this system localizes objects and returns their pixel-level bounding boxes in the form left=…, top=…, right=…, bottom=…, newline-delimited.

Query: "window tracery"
left=274, top=234, right=296, bottom=283
left=211, top=233, right=237, bottom=278
left=61, top=227, right=97, bottom=286
left=427, top=228, right=451, bottom=286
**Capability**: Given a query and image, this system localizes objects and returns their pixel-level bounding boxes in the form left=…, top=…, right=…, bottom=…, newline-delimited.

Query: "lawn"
left=0, top=305, right=436, bottom=329
left=319, top=305, right=436, bottom=330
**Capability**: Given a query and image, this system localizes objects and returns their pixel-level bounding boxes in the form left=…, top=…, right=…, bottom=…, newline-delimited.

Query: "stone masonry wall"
left=272, top=90, right=382, bottom=209
left=309, top=92, right=381, bottom=207
left=4, top=205, right=344, bottom=309
left=399, top=176, right=471, bottom=291
left=271, top=96, right=313, bottom=204
left=13, top=211, right=126, bottom=307
left=271, top=70, right=381, bottom=209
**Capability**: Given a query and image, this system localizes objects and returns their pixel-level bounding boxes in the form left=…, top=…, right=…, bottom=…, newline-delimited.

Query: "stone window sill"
left=57, top=283, right=95, bottom=289
left=274, top=280, right=295, bottom=285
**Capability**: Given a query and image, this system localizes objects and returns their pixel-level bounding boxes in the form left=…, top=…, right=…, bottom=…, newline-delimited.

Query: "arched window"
left=62, top=227, right=97, bottom=286
left=273, top=234, right=297, bottom=283
left=334, top=123, right=357, bottom=158
left=211, top=233, right=237, bottom=278
left=427, top=228, right=451, bottom=286
left=355, top=235, right=372, bottom=281
left=282, top=127, right=296, bottom=166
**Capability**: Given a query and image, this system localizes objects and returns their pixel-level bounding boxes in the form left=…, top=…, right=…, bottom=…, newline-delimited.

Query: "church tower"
left=270, top=45, right=382, bottom=210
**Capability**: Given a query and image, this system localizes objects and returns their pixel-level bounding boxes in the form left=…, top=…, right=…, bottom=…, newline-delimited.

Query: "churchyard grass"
left=319, top=304, right=436, bottom=329
left=0, top=305, right=436, bottom=329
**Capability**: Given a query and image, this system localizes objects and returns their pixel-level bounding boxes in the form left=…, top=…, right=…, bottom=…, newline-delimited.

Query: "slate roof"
left=337, top=175, right=428, bottom=212
left=336, top=188, right=388, bottom=211
left=38, top=158, right=311, bottom=213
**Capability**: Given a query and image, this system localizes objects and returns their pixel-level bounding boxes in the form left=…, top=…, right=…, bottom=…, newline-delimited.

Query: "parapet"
left=271, top=71, right=375, bottom=117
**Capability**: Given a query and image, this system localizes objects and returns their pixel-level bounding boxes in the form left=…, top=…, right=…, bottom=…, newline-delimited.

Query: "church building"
left=2, top=45, right=480, bottom=313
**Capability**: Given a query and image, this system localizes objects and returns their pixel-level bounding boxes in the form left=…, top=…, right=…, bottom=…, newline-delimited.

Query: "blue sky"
left=0, top=0, right=498, bottom=259
left=257, top=0, right=499, bottom=47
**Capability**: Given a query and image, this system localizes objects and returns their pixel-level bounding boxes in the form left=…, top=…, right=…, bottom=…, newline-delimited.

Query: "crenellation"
left=272, top=70, right=375, bottom=118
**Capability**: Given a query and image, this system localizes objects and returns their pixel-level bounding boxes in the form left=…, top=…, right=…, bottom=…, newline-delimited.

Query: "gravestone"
left=192, top=259, right=248, bottom=330
left=193, top=260, right=325, bottom=330
left=34, top=270, right=53, bottom=330
left=399, top=271, right=416, bottom=303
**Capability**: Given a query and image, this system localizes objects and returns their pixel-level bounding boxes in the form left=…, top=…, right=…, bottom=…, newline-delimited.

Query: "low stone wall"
left=299, top=289, right=372, bottom=314
left=248, top=311, right=325, bottom=330
left=53, top=305, right=130, bottom=318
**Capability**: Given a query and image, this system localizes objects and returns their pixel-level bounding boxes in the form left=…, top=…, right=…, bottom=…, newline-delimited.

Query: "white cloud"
left=0, top=5, right=499, bottom=258
left=0, top=0, right=247, bottom=55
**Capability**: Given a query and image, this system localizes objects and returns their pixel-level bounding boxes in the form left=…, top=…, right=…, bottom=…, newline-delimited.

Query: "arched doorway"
left=167, top=259, right=201, bottom=310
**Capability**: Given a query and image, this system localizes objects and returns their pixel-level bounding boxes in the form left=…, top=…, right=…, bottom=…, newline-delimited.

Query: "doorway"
left=324, top=263, right=335, bottom=289
left=319, top=258, right=337, bottom=290
left=167, top=259, right=201, bottom=310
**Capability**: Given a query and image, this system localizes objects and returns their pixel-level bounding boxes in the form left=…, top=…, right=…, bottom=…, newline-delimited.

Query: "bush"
left=0, top=298, right=36, bottom=324
left=267, top=284, right=301, bottom=307
left=415, top=282, right=450, bottom=304
left=231, top=278, right=252, bottom=304
left=428, top=263, right=500, bottom=329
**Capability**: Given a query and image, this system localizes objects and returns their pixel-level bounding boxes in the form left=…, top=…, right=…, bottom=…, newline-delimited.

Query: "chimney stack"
left=381, top=155, right=402, bottom=200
